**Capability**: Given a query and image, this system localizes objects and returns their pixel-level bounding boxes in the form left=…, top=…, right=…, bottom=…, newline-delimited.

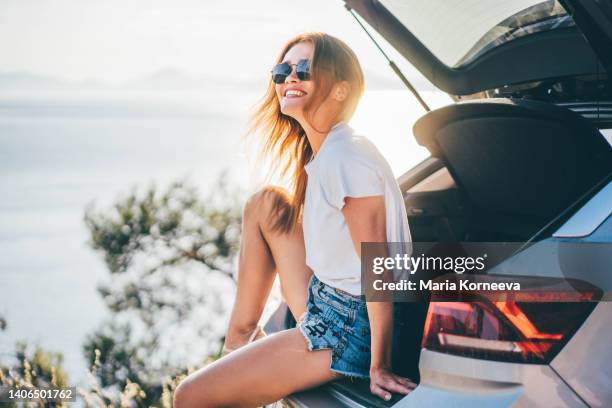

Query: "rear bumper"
left=392, top=383, right=521, bottom=408
left=396, top=349, right=587, bottom=407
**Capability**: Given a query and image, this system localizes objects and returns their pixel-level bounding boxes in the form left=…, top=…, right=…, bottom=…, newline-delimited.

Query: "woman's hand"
left=369, top=366, right=417, bottom=401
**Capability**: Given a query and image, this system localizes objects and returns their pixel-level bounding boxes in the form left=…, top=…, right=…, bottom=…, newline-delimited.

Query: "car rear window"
left=379, top=0, right=573, bottom=67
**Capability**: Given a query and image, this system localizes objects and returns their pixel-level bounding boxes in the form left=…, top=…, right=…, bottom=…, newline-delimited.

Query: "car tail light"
left=421, top=278, right=599, bottom=364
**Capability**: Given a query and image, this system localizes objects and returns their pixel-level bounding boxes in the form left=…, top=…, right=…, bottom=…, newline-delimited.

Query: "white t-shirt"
left=303, top=122, right=412, bottom=295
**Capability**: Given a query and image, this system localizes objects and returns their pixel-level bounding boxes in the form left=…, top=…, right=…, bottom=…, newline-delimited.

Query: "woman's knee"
left=243, top=186, right=292, bottom=227
left=173, top=379, right=199, bottom=408
left=173, top=373, right=218, bottom=408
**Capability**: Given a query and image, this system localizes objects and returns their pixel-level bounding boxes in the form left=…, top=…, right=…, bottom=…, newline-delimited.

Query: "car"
left=264, top=1, right=612, bottom=406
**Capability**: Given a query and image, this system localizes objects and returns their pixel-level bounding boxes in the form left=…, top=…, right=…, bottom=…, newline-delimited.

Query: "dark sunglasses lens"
left=271, top=62, right=291, bottom=84
left=271, top=74, right=287, bottom=84
left=296, top=59, right=311, bottom=81
left=270, top=60, right=312, bottom=83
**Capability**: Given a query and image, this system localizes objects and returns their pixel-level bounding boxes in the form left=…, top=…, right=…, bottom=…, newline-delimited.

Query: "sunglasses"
left=270, top=59, right=311, bottom=84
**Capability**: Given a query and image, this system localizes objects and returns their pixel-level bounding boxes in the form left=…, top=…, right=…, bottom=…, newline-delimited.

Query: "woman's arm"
left=342, top=196, right=416, bottom=401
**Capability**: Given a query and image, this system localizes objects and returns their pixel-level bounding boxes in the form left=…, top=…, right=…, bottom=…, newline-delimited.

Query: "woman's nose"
left=285, top=66, right=299, bottom=83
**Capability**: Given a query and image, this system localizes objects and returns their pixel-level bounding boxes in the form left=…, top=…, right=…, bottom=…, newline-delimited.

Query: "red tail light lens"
left=422, top=281, right=599, bottom=364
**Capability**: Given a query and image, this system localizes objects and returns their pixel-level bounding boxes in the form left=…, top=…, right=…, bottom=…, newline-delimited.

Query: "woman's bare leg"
left=224, top=187, right=312, bottom=350
left=174, top=328, right=342, bottom=408
left=174, top=189, right=338, bottom=407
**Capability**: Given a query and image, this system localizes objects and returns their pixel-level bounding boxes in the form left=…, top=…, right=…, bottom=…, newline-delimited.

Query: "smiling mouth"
left=284, top=89, right=307, bottom=98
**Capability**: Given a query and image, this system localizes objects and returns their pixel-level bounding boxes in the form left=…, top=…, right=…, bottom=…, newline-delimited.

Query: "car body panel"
left=551, top=284, right=612, bottom=407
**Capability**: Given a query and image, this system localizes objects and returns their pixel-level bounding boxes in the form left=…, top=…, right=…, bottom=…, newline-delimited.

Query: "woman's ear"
left=333, top=81, right=350, bottom=102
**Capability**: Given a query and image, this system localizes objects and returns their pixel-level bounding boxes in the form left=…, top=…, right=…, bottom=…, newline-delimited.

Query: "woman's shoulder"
left=323, top=132, right=385, bottom=169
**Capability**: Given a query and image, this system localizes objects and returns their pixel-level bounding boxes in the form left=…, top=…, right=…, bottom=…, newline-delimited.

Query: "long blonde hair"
left=248, top=32, right=365, bottom=233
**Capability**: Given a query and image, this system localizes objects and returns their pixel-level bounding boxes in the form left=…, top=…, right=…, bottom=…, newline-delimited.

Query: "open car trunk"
left=406, top=97, right=612, bottom=244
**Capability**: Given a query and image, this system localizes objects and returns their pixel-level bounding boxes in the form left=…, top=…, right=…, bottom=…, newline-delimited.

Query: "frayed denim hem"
left=298, top=322, right=370, bottom=380
left=297, top=322, right=316, bottom=351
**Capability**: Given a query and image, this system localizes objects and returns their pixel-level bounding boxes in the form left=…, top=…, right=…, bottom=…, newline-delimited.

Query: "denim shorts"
left=297, top=274, right=371, bottom=378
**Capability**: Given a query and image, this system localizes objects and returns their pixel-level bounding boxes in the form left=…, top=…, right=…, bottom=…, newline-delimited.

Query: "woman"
left=174, top=32, right=416, bottom=408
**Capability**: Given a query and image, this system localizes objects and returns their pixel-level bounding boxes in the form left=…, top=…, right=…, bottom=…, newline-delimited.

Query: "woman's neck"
left=298, top=114, right=343, bottom=155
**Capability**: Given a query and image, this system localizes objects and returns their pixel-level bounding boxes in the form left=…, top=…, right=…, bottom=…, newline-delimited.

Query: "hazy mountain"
left=0, top=68, right=248, bottom=92
left=0, top=71, right=71, bottom=90
left=0, top=70, right=115, bottom=91
left=121, top=67, right=214, bottom=90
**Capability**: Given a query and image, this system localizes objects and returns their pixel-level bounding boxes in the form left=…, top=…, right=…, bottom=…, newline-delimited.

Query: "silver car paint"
left=394, top=349, right=587, bottom=407
left=551, top=302, right=612, bottom=407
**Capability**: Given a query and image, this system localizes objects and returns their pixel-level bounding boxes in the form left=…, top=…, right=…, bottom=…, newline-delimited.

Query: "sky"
left=0, top=0, right=436, bottom=89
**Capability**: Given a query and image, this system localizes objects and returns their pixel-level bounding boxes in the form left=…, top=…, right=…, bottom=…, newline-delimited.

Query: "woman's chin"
left=280, top=103, right=304, bottom=119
